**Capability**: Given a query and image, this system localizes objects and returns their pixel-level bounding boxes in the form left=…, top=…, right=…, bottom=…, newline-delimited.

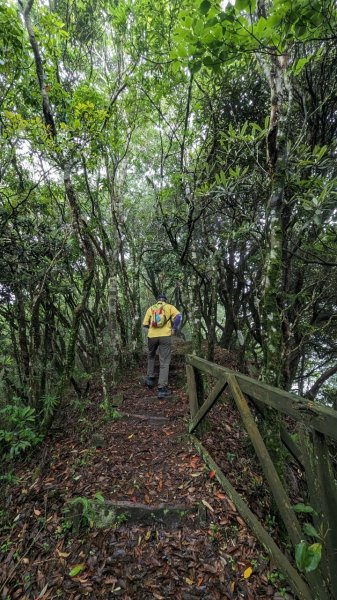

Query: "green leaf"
left=313, top=145, right=327, bottom=160
left=182, top=15, right=193, bottom=27
left=292, top=503, right=314, bottom=513
left=235, top=0, right=253, bottom=11
left=194, top=20, right=205, bottom=36
left=200, top=0, right=211, bottom=15
left=206, top=17, right=218, bottom=27
left=69, top=563, right=86, bottom=577
left=189, top=60, right=202, bottom=74
left=94, top=491, right=105, bottom=503
left=176, top=43, right=189, bottom=58
left=219, top=9, right=235, bottom=23
left=212, top=62, right=222, bottom=73
left=203, top=55, right=215, bottom=67
left=211, top=23, right=223, bottom=40
left=171, top=60, right=181, bottom=74
left=303, top=523, right=320, bottom=539
left=305, top=543, right=322, bottom=573
left=295, top=542, right=322, bottom=573
left=294, top=22, right=307, bottom=38
left=293, top=56, right=312, bottom=76
left=295, top=541, right=307, bottom=572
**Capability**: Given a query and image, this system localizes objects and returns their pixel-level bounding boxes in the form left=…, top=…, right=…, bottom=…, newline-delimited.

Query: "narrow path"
left=0, top=350, right=285, bottom=599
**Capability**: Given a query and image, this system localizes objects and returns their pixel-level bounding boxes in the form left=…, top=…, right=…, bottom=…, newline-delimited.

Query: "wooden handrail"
left=186, top=355, right=337, bottom=440
left=190, top=435, right=313, bottom=600
left=185, top=354, right=337, bottom=600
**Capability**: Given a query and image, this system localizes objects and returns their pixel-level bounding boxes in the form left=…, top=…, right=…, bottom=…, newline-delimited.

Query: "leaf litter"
left=0, top=347, right=291, bottom=599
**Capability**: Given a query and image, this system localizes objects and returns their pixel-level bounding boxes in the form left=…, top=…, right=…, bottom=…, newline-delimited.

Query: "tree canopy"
left=1, top=0, right=337, bottom=430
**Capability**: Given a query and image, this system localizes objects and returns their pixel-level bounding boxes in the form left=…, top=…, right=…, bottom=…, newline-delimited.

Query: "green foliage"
left=0, top=2, right=25, bottom=73
left=207, top=521, right=222, bottom=542
left=68, top=492, right=104, bottom=529
left=69, top=564, right=86, bottom=577
left=267, top=569, right=286, bottom=588
left=0, top=401, right=41, bottom=458
left=235, top=0, right=256, bottom=11
left=100, top=402, right=123, bottom=422
left=302, top=523, right=320, bottom=540
left=292, top=503, right=315, bottom=514
left=295, top=541, right=322, bottom=573
left=67, top=492, right=118, bottom=530
left=41, top=394, right=59, bottom=423
left=0, top=472, right=20, bottom=485
left=291, top=504, right=323, bottom=573
left=172, top=0, right=337, bottom=77
left=0, top=0, right=336, bottom=527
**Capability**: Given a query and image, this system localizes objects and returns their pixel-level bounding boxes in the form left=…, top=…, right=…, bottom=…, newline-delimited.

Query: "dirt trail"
left=0, top=349, right=286, bottom=599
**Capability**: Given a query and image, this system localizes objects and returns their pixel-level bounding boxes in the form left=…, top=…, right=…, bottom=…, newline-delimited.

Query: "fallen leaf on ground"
left=69, top=564, right=86, bottom=577
left=202, top=499, right=215, bottom=512
left=190, top=456, right=200, bottom=468
left=56, top=549, right=70, bottom=558
left=244, top=566, right=253, bottom=579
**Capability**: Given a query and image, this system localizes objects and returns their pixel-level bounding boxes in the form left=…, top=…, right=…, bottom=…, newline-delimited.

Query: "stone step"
left=104, top=500, right=200, bottom=527
left=121, top=412, right=170, bottom=426
left=143, top=395, right=179, bottom=402
left=70, top=499, right=205, bottom=530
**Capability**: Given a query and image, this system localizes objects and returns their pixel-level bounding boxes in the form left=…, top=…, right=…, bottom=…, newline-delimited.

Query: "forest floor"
left=0, top=342, right=295, bottom=600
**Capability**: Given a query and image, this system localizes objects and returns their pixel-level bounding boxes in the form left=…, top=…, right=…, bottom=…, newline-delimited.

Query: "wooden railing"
left=186, top=355, right=337, bottom=600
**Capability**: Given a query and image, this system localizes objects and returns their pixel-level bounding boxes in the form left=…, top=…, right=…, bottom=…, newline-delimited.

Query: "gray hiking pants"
left=147, top=336, right=172, bottom=387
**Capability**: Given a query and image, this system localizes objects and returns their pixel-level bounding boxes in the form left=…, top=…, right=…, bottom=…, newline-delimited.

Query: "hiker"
left=143, top=293, right=182, bottom=398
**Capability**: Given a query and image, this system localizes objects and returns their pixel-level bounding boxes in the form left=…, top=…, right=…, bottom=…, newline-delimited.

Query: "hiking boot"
left=145, top=376, right=155, bottom=388
left=157, top=386, right=171, bottom=399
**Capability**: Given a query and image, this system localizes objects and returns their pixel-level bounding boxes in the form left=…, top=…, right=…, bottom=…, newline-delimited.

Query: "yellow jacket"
left=143, top=302, right=181, bottom=338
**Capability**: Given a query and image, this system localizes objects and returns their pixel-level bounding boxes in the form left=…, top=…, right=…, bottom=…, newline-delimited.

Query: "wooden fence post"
left=226, top=374, right=302, bottom=546
left=300, top=426, right=337, bottom=600
left=190, top=435, right=313, bottom=600
left=186, top=364, right=205, bottom=434
left=186, top=364, right=198, bottom=419
left=185, top=354, right=337, bottom=600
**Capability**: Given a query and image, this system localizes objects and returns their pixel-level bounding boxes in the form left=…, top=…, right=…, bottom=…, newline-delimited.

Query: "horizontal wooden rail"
left=190, top=435, right=313, bottom=600
left=186, top=355, right=337, bottom=440
left=185, top=354, right=336, bottom=600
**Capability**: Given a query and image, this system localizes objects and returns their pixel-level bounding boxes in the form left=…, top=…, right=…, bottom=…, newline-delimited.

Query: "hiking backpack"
left=150, top=302, right=167, bottom=328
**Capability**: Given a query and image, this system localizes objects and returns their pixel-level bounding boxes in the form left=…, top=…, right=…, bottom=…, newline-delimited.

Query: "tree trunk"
left=56, top=167, right=96, bottom=402
left=15, top=287, right=30, bottom=397
left=190, top=247, right=202, bottom=356
left=261, top=51, right=292, bottom=387
left=206, top=254, right=219, bottom=361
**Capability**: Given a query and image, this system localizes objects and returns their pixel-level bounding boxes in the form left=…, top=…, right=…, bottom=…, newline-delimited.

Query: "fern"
left=100, top=402, right=122, bottom=421
left=67, top=492, right=117, bottom=530
left=0, top=401, right=41, bottom=459
left=0, top=472, right=19, bottom=485
left=41, top=394, right=58, bottom=421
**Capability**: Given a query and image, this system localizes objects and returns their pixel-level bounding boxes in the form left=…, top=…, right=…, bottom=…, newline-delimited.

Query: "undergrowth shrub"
left=41, top=394, right=58, bottom=423
left=0, top=399, right=41, bottom=458
left=65, top=492, right=121, bottom=531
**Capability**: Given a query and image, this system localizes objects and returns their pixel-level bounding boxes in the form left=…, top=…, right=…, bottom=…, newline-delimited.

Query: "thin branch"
left=306, top=364, right=337, bottom=399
